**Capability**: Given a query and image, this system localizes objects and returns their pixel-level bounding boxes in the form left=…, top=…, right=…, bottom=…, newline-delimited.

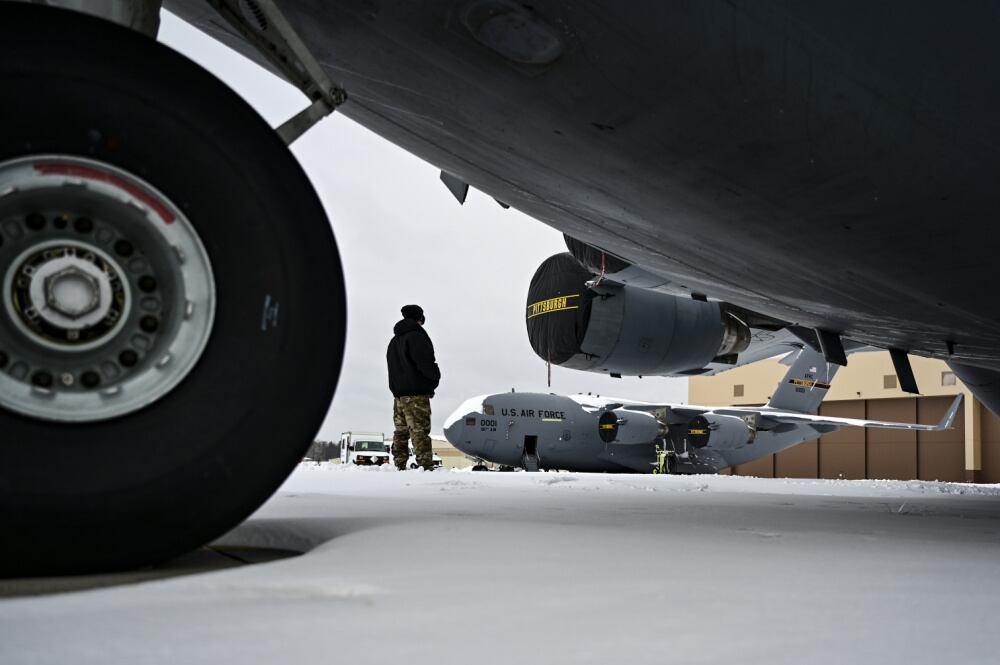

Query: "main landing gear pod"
left=0, top=5, right=346, bottom=575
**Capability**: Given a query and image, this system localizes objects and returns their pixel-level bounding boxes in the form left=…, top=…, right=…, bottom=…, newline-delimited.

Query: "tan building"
left=689, top=351, right=999, bottom=483
left=432, top=438, right=473, bottom=469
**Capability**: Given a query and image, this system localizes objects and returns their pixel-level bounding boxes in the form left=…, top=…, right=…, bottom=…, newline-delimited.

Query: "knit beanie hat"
left=401, top=304, right=425, bottom=323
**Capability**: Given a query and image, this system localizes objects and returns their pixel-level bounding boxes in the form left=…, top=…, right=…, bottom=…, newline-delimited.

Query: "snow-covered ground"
left=3, top=464, right=999, bottom=664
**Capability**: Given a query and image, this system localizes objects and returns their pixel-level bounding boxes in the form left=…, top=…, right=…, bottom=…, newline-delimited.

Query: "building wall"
left=983, top=413, right=1000, bottom=483
left=432, top=438, right=473, bottom=469
left=690, top=352, right=998, bottom=482
left=690, top=352, right=964, bottom=406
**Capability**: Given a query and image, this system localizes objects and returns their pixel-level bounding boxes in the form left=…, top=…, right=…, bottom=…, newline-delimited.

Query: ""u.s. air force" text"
left=501, top=408, right=565, bottom=419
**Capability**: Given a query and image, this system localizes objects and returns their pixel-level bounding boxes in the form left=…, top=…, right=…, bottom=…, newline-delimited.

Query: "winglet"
left=934, top=394, right=964, bottom=430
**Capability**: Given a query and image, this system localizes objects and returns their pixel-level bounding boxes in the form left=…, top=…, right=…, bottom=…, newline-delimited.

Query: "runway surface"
left=3, top=464, right=998, bottom=664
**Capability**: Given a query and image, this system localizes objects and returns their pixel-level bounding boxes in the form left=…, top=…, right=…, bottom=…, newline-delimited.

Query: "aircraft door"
left=523, top=435, right=540, bottom=472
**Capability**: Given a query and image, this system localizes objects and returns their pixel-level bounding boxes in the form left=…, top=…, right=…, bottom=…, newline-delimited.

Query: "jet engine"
left=526, top=253, right=750, bottom=376
left=684, top=414, right=755, bottom=450
left=598, top=408, right=662, bottom=444
left=598, top=411, right=619, bottom=442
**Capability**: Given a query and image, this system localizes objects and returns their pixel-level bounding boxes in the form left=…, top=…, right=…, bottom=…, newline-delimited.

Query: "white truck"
left=339, top=431, right=390, bottom=466
left=405, top=445, right=445, bottom=470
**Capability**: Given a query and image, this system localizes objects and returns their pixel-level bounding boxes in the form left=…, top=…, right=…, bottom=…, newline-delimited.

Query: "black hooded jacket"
left=387, top=319, right=441, bottom=397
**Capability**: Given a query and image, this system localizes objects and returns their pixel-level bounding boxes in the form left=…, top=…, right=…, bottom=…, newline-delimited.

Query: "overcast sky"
left=159, top=14, right=687, bottom=440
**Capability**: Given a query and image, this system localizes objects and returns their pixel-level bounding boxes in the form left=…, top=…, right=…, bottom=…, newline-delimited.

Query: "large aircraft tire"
left=0, top=5, right=346, bottom=575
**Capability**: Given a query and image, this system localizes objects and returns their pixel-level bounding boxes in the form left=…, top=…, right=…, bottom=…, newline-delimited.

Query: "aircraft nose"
left=444, top=418, right=464, bottom=446
left=444, top=395, right=489, bottom=454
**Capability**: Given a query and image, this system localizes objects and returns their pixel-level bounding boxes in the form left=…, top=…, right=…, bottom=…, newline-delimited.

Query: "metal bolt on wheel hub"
left=0, top=156, right=216, bottom=422
left=7, top=241, right=130, bottom=351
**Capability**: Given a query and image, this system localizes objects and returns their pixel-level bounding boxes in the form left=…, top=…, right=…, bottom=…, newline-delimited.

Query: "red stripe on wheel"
left=34, top=163, right=176, bottom=224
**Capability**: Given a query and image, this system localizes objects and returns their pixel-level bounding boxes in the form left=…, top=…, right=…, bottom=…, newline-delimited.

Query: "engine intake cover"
left=598, top=411, right=619, bottom=443
left=687, top=415, right=711, bottom=448
left=526, top=253, right=594, bottom=364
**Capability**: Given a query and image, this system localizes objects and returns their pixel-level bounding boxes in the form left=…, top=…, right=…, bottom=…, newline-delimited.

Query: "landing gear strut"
left=0, top=4, right=346, bottom=575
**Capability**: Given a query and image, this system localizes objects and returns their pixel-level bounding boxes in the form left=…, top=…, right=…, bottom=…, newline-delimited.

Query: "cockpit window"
left=483, top=403, right=495, bottom=415
left=444, top=395, right=490, bottom=429
left=465, top=416, right=476, bottom=426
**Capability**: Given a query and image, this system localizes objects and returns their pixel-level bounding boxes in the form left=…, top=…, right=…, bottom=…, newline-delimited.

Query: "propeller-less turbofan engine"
left=526, top=251, right=750, bottom=377
left=682, top=414, right=756, bottom=450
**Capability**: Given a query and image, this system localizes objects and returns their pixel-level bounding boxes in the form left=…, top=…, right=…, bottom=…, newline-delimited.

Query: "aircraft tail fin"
left=766, top=346, right=840, bottom=414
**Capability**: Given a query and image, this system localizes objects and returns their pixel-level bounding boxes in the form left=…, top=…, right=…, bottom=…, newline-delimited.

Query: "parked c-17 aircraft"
left=445, top=345, right=963, bottom=474
left=3, top=1, right=999, bottom=575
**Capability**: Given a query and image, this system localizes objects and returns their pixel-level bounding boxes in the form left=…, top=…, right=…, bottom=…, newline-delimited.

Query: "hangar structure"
left=690, top=352, right=995, bottom=482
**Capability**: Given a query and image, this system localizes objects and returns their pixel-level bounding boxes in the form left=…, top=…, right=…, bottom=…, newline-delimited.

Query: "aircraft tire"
left=0, top=5, right=346, bottom=575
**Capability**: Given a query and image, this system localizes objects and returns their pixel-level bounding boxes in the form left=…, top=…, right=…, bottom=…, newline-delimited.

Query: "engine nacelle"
left=526, top=253, right=749, bottom=376
left=685, top=414, right=755, bottom=450
left=599, top=408, right=662, bottom=444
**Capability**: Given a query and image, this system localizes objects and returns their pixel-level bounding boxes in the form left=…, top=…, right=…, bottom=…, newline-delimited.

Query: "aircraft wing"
left=570, top=394, right=669, bottom=413
left=710, top=394, right=964, bottom=432
left=570, top=395, right=722, bottom=425
left=571, top=394, right=964, bottom=432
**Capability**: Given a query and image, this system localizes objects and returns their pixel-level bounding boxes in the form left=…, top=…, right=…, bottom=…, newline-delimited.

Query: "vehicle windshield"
left=355, top=441, right=387, bottom=452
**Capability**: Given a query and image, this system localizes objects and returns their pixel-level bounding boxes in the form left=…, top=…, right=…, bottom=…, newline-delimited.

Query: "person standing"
left=387, top=304, right=441, bottom=470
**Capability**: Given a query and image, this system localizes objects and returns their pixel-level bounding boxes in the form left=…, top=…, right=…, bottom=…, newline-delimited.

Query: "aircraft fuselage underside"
left=167, top=0, right=1000, bottom=369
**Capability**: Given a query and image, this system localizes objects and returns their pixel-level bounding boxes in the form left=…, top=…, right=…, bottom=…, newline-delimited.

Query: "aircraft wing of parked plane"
left=708, top=400, right=962, bottom=433
left=571, top=394, right=963, bottom=433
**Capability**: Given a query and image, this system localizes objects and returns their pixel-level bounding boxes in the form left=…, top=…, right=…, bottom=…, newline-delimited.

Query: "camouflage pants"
left=392, top=395, right=433, bottom=470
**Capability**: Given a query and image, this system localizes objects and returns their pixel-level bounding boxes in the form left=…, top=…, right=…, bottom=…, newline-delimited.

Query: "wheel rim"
left=0, top=155, right=216, bottom=422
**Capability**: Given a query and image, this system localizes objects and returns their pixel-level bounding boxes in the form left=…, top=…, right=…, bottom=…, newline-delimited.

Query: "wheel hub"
left=0, top=155, right=216, bottom=422
left=46, top=267, right=102, bottom=319
left=8, top=242, right=129, bottom=349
